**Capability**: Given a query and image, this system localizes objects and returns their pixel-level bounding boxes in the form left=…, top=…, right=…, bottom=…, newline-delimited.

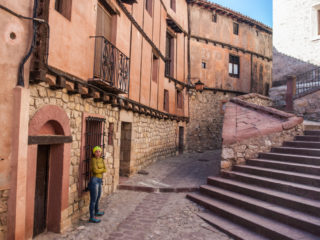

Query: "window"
left=55, top=0, right=72, bottom=20
left=233, top=22, right=239, bottom=35
left=229, top=55, right=240, bottom=78
left=202, top=62, right=207, bottom=69
left=318, top=10, right=320, bottom=35
left=177, top=90, right=183, bottom=109
left=212, top=13, right=217, bottom=23
left=164, top=90, right=169, bottom=112
left=81, top=117, right=105, bottom=192
left=152, top=54, right=159, bottom=82
left=170, top=0, right=176, bottom=12
left=108, top=123, right=114, bottom=145
left=165, top=33, right=174, bottom=77
left=146, top=0, right=152, bottom=16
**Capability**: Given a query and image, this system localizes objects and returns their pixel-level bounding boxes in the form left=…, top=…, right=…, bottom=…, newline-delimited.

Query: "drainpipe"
left=250, top=53, right=253, bottom=92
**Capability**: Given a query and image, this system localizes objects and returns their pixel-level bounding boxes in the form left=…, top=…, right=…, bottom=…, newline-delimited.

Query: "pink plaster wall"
left=47, top=0, right=96, bottom=80
left=0, top=1, right=33, bottom=189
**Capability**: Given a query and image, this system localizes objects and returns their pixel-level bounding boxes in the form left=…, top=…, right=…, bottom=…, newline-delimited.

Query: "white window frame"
left=311, top=3, right=320, bottom=41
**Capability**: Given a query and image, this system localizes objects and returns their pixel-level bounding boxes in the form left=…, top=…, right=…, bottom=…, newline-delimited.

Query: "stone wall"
left=294, top=89, right=320, bottom=121
left=0, top=189, right=9, bottom=240
left=221, top=124, right=303, bottom=169
left=131, top=114, right=180, bottom=174
left=186, top=90, right=236, bottom=152
left=269, top=85, right=287, bottom=108
left=28, top=82, right=182, bottom=230
left=237, top=93, right=273, bottom=107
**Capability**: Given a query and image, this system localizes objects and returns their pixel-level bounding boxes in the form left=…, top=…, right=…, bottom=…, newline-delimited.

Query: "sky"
left=208, top=0, right=273, bottom=27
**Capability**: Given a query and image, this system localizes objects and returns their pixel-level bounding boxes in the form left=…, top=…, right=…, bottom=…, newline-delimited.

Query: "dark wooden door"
left=33, top=145, right=50, bottom=237
left=179, top=127, right=184, bottom=154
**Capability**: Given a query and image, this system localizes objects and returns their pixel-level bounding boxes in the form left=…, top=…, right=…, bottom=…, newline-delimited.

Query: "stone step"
left=283, top=141, right=320, bottom=148
left=187, top=193, right=319, bottom=240
left=295, top=135, right=320, bottom=142
left=233, top=165, right=320, bottom=187
left=271, top=147, right=320, bottom=157
left=207, top=176, right=320, bottom=216
left=221, top=170, right=320, bottom=200
left=305, top=130, right=320, bottom=136
left=246, top=159, right=320, bottom=175
left=258, top=152, right=320, bottom=165
left=198, top=212, right=270, bottom=240
left=199, top=185, right=320, bottom=235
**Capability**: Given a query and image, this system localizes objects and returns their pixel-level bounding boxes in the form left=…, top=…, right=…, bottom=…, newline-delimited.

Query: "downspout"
left=250, top=53, right=253, bottom=92
left=187, top=3, right=191, bottom=85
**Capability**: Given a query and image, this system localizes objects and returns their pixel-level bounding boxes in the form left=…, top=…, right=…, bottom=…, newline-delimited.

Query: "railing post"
left=285, top=75, right=296, bottom=111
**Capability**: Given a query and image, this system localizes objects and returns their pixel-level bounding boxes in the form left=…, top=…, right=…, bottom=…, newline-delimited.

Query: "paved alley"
left=35, top=151, right=232, bottom=240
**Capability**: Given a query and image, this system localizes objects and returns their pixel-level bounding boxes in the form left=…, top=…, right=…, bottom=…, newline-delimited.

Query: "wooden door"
left=33, top=145, right=50, bottom=237
left=179, top=127, right=184, bottom=154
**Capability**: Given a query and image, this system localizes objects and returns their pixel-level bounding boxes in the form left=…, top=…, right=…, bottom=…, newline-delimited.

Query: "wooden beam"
left=28, top=135, right=73, bottom=145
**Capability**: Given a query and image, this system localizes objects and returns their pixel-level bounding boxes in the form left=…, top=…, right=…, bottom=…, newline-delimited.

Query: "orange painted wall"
left=0, top=1, right=33, bottom=188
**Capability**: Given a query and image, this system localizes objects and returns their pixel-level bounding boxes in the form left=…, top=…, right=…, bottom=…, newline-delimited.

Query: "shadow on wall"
left=272, top=47, right=319, bottom=86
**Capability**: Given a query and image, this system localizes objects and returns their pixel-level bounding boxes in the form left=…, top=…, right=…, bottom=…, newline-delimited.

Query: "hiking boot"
left=95, top=211, right=105, bottom=216
left=89, top=217, right=101, bottom=223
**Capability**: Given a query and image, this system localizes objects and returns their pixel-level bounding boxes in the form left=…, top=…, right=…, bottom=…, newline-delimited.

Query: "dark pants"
left=88, top=177, right=102, bottom=218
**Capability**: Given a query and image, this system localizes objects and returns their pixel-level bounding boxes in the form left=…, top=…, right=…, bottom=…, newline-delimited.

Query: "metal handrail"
left=295, top=66, right=320, bottom=97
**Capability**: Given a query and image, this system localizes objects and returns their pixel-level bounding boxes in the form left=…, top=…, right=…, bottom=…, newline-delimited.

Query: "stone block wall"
left=27, top=82, right=182, bottom=231
left=294, top=89, right=320, bottom=121
left=0, top=190, right=9, bottom=240
left=221, top=124, right=303, bottom=169
left=237, top=93, right=273, bottom=107
left=186, top=90, right=236, bottom=152
left=131, top=114, right=180, bottom=174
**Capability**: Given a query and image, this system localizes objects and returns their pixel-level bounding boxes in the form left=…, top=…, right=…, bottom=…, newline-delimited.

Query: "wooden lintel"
left=28, top=135, right=73, bottom=145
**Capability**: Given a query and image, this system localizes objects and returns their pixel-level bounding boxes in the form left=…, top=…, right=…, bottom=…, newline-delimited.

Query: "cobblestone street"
left=35, top=151, right=232, bottom=240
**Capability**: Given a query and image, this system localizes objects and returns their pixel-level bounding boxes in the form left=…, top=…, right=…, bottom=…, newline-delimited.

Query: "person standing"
left=88, top=146, right=106, bottom=223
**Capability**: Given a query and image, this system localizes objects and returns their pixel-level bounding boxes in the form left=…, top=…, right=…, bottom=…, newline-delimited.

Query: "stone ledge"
left=117, top=185, right=198, bottom=193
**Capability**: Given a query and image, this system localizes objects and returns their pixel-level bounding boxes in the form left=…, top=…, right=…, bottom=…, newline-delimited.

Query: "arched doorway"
left=26, top=105, right=71, bottom=238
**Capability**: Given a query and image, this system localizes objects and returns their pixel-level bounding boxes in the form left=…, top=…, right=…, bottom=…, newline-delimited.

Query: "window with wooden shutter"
left=108, top=123, right=114, bottom=146
left=152, top=54, right=159, bottom=83
left=165, top=33, right=174, bottom=77
left=229, top=55, right=240, bottom=78
left=177, top=90, right=183, bottom=109
left=55, top=0, right=72, bottom=20
left=164, top=90, right=169, bottom=112
left=146, top=0, right=152, bottom=16
left=233, top=22, right=239, bottom=35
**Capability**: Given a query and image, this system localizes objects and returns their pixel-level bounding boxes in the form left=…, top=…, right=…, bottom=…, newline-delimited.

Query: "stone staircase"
left=187, top=130, right=320, bottom=240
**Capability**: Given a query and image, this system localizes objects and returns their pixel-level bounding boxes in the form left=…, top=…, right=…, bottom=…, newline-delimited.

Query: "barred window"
left=165, top=33, right=174, bottom=77
left=81, top=117, right=105, bottom=192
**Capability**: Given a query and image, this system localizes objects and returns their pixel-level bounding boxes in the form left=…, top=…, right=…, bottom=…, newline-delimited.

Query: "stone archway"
left=25, top=105, right=71, bottom=238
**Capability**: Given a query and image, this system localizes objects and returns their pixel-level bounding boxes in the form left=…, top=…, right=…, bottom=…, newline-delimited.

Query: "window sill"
left=229, top=74, right=240, bottom=78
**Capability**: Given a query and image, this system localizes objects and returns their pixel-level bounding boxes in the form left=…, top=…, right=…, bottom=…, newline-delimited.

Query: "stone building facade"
left=0, top=0, right=272, bottom=239
left=273, top=0, right=320, bottom=83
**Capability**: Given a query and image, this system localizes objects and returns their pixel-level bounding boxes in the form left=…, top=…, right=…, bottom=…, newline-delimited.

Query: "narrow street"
left=35, top=151, right=232, bottom=240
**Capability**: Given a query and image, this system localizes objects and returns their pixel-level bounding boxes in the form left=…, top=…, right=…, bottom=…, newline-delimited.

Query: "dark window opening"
left=177, top=90, right=183, bottom=109
left=152, top=54, right=159, bottom=83
left=171, top=0, right=176, bottom=12
left=146, top=0, right=152, bottom=16
left=229, top=55, right=240, bottom=78
left=212, top=13, right=217, bottom=23
left=202, top=62, right=207, bottom=69
left=233, top=22, right=239, bottom=35
left=55, top=0, right=72, bottom=20
left=165, top=33, right=174, bottom=77
left=81, top=117, right=105, bottom=192
left=108, top=123, right=114, bottom=146
left=164, top=89, right=169, bottom=112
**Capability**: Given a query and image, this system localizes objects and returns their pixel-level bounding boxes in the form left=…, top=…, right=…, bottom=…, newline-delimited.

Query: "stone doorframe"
left=25, top=105, right=71, bottom=239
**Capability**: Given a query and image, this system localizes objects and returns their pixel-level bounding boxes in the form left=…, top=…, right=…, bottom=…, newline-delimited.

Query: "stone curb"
left=117, top=184, right=199, bottom=193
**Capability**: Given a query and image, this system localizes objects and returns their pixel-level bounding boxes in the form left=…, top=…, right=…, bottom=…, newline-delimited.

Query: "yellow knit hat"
left=92, top=146, right=102, bottom=154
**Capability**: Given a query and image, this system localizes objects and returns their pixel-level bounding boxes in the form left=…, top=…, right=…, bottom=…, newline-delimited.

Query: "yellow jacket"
left=90, top=157, right=106, bottom=178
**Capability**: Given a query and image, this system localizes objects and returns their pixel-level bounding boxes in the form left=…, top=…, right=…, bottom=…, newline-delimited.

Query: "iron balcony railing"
left=91, top=36, right=130, bottom=93
left=295, top=66, right=320, bottom=98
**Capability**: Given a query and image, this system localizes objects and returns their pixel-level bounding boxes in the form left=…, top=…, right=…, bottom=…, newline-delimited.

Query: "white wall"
left=273, top=0, right=320, bottom=65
